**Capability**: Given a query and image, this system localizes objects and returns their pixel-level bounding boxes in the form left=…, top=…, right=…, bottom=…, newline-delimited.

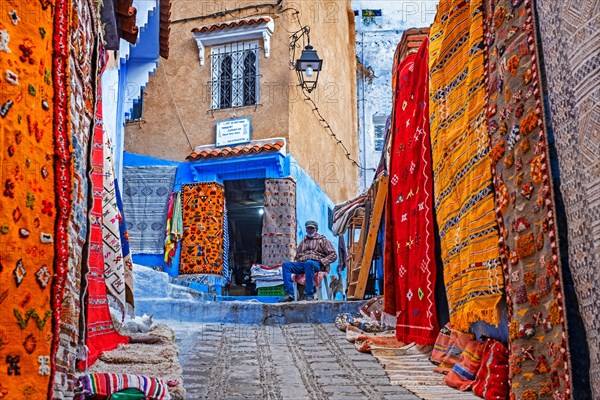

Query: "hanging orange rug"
left=0, top=2, right=56, bottom=397
left=428, top=0, right=505, bottom=331
left=180, top=182, right=226, bottom=275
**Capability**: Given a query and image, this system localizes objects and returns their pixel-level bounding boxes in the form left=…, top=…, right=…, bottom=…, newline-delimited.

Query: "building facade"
left=352, top=0, right=439, bottom=190
left=124, top=0, right=358, bottom=203
left=121, top=0, right=359, bottom=297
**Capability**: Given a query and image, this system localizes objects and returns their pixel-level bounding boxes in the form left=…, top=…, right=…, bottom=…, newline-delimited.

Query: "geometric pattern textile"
left=0, top=3, right=57, bottom=397
left=180, top=183, right=225, bottom=275
left=388, top=39, right=439, bottom=346
left=262, top=178, right=297, bottom=266
left=534, top=0, right=600, bottom=395
left=103, top=136, right=128, bottom=318
left=54, top=0, right=99, bottom=397
left=223, top=207, right=230, bottom=282
left=122, top=166, right=177, bottom=254
left=69, top=12, right=96, bottom=394
left=484, top=0, right=573, bottom=398
left=115, top=179, right=135, bottom=316
left=428, top=0, right=505, bottom=331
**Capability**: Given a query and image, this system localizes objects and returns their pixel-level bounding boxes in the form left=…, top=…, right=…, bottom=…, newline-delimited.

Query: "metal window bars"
left=210, top=41, right=260, bottom=110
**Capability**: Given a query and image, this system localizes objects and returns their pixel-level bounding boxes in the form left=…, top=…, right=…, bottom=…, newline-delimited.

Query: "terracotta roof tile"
left=159, top=0, right=171, bottom=59
left=191, top=17, right=272, bottom=34
left=186, top=139, right=285, bottom=161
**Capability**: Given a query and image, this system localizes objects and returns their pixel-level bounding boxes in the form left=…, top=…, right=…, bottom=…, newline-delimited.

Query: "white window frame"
left=210, top=41, right=260, bottom=110
left=192, top=17, right=274, bottom=66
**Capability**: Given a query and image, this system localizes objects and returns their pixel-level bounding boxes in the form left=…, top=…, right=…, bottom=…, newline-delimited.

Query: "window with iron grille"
left=210, top=41, right=260, bottom=110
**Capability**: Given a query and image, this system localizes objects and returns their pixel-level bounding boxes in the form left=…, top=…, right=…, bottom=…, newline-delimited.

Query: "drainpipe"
left=361, top=30, right=367, bottom=191
left=356, top=30, right=366, bottom=192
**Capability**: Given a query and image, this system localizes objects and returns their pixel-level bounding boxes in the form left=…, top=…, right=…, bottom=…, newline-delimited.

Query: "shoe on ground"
left=279, top=295, right=294, bottom=303
left=304, top=296, right=315, bottom=301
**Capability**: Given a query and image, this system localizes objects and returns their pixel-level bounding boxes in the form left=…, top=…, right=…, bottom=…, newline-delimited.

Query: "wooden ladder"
left=346, top=175, right=388, bottom=300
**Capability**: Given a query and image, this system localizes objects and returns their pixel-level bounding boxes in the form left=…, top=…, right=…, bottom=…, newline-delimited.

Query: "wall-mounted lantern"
left=290, top=27, right=323, bottom=93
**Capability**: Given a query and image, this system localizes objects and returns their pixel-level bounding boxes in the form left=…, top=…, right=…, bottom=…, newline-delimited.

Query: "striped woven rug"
left=428, top=0, right=505, bottom=331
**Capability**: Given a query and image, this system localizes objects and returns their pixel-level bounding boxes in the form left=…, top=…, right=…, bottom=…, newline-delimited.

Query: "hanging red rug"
left=79, top=58, right=129, bottom=370
left=387, top=38, right=439, bottom=345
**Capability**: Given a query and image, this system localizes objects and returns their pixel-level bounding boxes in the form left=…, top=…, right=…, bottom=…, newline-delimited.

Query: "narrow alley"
left=0, top=0, right=597, bottom=399
left=173, top=322, right=418, bottom=400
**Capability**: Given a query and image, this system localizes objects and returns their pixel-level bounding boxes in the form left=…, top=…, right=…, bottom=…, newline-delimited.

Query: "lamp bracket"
left=289, top=25, right=311, bottom=69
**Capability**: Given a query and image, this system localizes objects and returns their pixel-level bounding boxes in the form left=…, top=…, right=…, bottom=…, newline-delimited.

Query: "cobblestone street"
left=172, top=322, right=420, bottom=400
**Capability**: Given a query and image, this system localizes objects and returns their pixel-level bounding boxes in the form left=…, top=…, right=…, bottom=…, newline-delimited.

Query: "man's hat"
left=305, top=220, right=318, bottom=229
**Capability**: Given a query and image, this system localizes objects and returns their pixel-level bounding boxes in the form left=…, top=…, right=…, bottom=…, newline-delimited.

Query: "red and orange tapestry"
left=428, top=0, right=505, bottom=332
left=180, top=182, right=226, bottom=275
left=387, top=39, right=439, bottom=345
left=485, top=0, right=572, bottom=397
left=0, top=2, right=57, bottom=397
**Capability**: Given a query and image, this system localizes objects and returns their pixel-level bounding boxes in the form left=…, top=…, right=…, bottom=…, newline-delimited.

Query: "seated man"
left=279, top=220, right=337, bottom=302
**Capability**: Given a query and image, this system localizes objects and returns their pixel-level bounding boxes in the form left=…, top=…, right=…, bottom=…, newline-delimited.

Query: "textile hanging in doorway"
left=180, top=182, right=226, bottom=275
left=387, top=38, right=439, bottom=345
left=262, top=178, right=297, bottom=266
left=485, top=0, right=573, bottom=397
left=428, top=0, right=505, bottom=332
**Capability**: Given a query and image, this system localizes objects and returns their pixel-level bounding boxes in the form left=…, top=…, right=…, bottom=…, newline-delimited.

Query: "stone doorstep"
left=136, top=297, right=362, bottom=324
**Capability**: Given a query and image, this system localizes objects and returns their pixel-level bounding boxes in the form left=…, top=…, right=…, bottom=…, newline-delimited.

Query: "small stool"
left=292, top=271, right=329, bottom=300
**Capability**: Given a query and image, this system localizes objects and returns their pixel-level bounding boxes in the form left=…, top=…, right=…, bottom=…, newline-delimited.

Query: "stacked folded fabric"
left=250, top=264, right=283, bottom=288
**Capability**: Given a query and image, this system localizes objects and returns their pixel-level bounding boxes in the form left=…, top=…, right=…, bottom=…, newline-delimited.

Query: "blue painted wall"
left=124, top=152, right=180, bottom=167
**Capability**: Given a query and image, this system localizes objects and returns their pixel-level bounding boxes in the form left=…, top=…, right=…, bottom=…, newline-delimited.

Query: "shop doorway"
left=224, top=179, right=265, bottom=295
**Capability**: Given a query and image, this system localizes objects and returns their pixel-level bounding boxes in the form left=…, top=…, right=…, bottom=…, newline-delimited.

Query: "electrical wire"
left=299, top=87, right=367, bottom=170
left=161, top=63, right=195, bottom=151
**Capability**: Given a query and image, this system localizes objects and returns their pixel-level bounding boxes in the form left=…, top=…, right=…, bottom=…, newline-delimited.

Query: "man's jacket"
left=295, top=233, right=337, bottom=272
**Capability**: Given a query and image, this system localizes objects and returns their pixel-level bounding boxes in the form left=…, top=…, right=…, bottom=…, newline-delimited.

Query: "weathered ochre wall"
left=125, top=0, right=291, bottom=160
left=286, top=1, right=359, bottom=203
left=125, top=0, right=358, bottom=203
